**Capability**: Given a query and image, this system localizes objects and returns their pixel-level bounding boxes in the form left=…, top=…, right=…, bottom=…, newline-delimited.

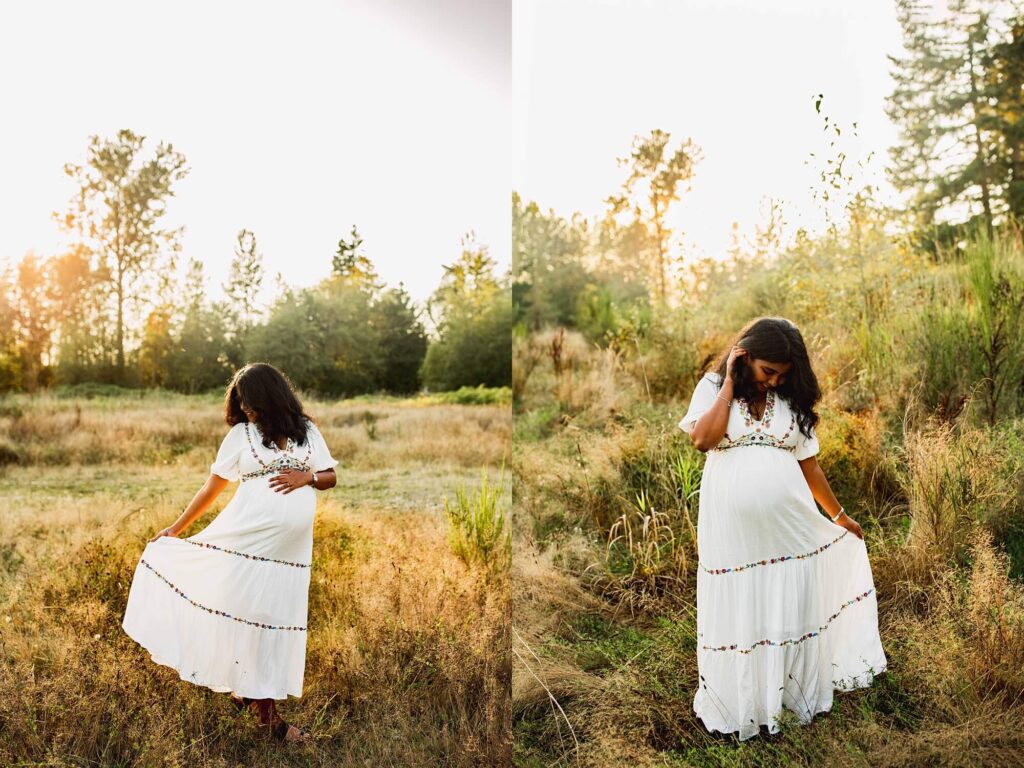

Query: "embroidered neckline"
left=247, top=422, right=296, bottom=454
left=699, top=588, right=874, bottom=654
left=738, top=388, right=775, bottom=428
left=714, top=409, right=796, bottom=453
left=240, top=423, right=313, bottom=482
left=699, top=529, right=848, bottom=574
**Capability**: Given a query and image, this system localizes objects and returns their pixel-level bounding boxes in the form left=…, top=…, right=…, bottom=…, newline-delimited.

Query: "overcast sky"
left=0, top=0, right=511, bottom=304
left=514, top=0, right=907, bottom=261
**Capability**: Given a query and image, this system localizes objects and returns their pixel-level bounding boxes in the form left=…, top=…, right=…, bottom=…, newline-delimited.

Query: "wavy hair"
left=708, top=316, right=821, bottom=440
left=222, top=363, right=315, bottom=449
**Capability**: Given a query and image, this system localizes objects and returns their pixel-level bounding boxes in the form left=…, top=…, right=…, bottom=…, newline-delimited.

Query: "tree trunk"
left=967, top=32, right=995, bottom=240
left=116, top=267, right=125, bottom=375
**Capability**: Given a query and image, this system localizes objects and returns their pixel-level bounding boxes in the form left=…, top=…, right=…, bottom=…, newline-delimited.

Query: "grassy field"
left=512, top=328, right=1024, bottom=768
left=0, top=391, right=511, bottom=767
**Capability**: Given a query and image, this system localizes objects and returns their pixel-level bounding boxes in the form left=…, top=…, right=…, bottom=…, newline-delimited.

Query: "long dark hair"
left=708, top=317, right=821, bottom=440
left=222, top=363, right=313, bottom=449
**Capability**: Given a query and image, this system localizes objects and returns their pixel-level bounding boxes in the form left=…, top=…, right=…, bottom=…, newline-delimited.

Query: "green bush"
left=430, top=385, right=512, bottom=406
left=443, top=465, right=510, bottom=575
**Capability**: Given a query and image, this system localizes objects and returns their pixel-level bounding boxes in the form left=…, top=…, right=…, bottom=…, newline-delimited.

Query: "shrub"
left=444, top=465, right=511, bottom=575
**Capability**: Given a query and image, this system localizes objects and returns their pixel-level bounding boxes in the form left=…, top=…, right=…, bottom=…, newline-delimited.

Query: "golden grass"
left=0, top=394, right=511, bottom=766
left=513, top=326, right=1024, bottom=767
left=0, top=393, right=510, bottom=473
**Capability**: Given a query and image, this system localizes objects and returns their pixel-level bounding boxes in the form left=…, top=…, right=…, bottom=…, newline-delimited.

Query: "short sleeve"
left=678, top=373, right=722, bottom=435
left=210, top=423, right=245, bottom=481
left=793, top=423, right=820, bottom=461
left=306, top=420, right=339, bottom=472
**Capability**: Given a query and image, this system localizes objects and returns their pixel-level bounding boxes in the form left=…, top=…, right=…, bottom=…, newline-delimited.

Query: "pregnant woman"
left=679, top=317, right=887, bottom=741
left=122, top=362, right=338, bottom=743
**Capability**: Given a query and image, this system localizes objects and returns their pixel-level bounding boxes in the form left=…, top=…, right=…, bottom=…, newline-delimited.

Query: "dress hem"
left=122, top=620, right=304, bottom=702
left=694, top=659, right=888, bottom=741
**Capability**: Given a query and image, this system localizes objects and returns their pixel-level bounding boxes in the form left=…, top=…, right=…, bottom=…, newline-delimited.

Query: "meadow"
left=511, top=232, right=1024, bottom=767
left=0, top=388, right=512, bottom=767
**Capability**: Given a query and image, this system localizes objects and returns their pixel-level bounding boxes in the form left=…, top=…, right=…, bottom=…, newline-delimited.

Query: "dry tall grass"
left=0, top=393, right=511, bottom=766
left=513, top=327, right=1024, bottom=767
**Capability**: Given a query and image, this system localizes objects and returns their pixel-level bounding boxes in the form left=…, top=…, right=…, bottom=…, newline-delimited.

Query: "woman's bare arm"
left=797, top=457, right=840, bottom=516
left=689, top=376, right=734, bottom=452
left=149, top=474, right=231, bottom=541
left=313, top=468, right=337, bottom=490
left=798, top=456, right=863, bottom=539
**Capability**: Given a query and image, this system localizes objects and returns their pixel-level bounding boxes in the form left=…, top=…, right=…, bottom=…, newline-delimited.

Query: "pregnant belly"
left=698, top=447, right=826, bottom=555
left=191, top=482, right=316, bottom=563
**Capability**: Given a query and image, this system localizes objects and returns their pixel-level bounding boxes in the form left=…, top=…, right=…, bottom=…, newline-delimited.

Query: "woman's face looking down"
left=747, top=358, right=792, bottom=392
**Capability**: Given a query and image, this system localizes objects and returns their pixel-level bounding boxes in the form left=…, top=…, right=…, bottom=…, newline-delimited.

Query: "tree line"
left=888, top=0, right=1024, bottom=251
left=0, top=129, right=511, bottom=396
left=514, top=2, right=1024, bottom=338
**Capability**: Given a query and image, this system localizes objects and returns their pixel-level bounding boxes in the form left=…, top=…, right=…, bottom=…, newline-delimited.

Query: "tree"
left=12, top=253, right=54, bottom=391
left=55, top=129, right=189, bottom=379
left=164, top=258, right=233, bottom=393
left=986, top=17, right=1024, bottom=219
left=138, top=308, right=173, bottom=387
left=223, top=229, right=265, bottom=330
left=512, top=192, right=593, bottom=330
left=605, top=130, right=702, bottom=304
left=421, top=236, right=512, bottom=390
left=370, top=283, right=428, bottom=393
left=222, top=229, right=265, bottom=366
left=41, top=242, right=119, bottom=384
left=886, top=0, right=952, bottom=230
left=427, top=232, right=499, bottom=332
left=886, top=1, right=1023, bottom=239
left=0, top=265, right=23, bottom=392
left=331, top=225, right=381, bottom=292
left=247, top=284, right=383, bottom=397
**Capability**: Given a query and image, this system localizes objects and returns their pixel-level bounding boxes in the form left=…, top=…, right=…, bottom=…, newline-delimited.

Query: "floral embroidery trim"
left=713, top=410, right=796, bottom=453
left=239, top=457, right=312, bottom=482
left=699, top=529, right=849, bottom=575
left=244, top=422, right=312, bottom=468
left=182, top=538, right=310, bottom=568
left=140, top=559, right=306, bottom=631
left=700, top=588, right=874, bottom=654
left=738, top=388, right=775, bottom=428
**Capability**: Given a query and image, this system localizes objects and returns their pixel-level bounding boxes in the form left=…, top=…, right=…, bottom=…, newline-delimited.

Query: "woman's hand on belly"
left=268, top=469, right=313, bottom=494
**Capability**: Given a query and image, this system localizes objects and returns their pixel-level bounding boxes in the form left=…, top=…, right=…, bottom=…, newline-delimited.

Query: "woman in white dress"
left=122, top=362, right=338, bottom=743
left=678, top=317, right=887, bottom=741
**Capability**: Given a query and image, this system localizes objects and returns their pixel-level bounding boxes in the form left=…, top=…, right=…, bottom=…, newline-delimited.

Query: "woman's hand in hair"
left=726, top=345, right=748, bottom=382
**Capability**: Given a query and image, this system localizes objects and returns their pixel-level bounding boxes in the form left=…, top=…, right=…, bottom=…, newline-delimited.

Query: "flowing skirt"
left=122, top=481, right=316, bottom=700
left=693, top=446, right=887, bottom=740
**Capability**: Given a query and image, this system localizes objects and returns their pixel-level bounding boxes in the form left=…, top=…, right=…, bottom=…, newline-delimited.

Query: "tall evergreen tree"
left=887, top=1, right=1024, bottom=239
left=222, top=229, right=265, bottom=365
left=223, top=229, right=265, bottom=328
left=986, top=17, right=1024, bottom=219
left=331, top=225, right=381, bottom=292
left=370, top=283, right=428, bottom=393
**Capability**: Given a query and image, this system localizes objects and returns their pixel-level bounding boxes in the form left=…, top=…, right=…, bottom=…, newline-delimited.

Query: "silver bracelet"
left=830, top=506, right=845, bottom=522
left=715, top=392, right=731, bottom=404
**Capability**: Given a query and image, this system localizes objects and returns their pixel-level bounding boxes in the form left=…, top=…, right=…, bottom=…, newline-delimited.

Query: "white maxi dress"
left=122, top=417, right=338, bottom=700
left=679, top=372, right=887, bottom=740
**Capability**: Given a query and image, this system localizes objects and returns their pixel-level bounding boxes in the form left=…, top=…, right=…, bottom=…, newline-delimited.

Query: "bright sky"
left=514, top=0, right=906, bottom=261
left=0, top=0, right=510, bottom=305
